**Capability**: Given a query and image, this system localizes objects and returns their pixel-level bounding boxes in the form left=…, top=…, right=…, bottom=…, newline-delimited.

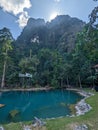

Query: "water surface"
left=0, top=89, right=83, bottom=123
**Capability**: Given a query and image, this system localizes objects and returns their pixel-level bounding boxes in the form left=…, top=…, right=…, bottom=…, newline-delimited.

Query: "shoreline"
left=0, top=87, right=94, bottom=118
left=75, top=90, right=94, bottom=116
left=65, top=88, right=94, bottom=116
left=0, top=87, right=83, bottom=92
left=0, top=87, right=54, bottom=92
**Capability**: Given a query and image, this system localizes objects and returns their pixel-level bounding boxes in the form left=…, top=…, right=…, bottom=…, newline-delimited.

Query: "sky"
left=0, top=0, right=97, bottom=39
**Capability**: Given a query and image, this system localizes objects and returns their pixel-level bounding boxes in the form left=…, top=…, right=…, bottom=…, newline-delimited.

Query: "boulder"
left=74, top=124, right=88, bottom=130
left=75, top=99, right=92, bottom=116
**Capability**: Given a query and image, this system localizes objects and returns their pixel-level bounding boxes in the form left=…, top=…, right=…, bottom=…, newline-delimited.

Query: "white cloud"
left=0, top=0, right=31, bottom=27
left=17, top=11, right=30, bottom=28
left=54, top=0, right=61, bottom=2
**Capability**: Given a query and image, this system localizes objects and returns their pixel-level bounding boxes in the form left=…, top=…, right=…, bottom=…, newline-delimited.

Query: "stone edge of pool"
left=75, top=90, right=94, bottom=116
left=66, top=88, right=94, bottom=117
left=0, top=87, right=53, bottom=92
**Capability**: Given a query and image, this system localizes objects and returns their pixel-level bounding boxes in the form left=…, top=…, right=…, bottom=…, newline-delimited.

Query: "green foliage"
left=0, top=14, right=98, bottom=88
left=19, top=55, right=39, bottom=73
left=71, top=25, right=98, bottom=86
left=0, top=28, right=14, bottom=87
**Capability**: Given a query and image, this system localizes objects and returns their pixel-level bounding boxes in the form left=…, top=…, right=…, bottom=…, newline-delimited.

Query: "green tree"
left=19, top=55, right=39, bottom=73
left=37, top=48, right=53, bottom=86
left=0, top=28, right=13, bottom=88
left=19, top=55, right=39, bottom=86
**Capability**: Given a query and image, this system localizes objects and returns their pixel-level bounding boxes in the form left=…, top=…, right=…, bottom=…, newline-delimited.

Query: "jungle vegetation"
left=0, top=1, right=98, bottom=89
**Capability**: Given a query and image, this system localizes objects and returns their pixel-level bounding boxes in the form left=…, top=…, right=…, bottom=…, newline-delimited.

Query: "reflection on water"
left=0, top=92, right=2, bottom=97
left=22, top=102, right=31, bottom=112
left=0, top=89, right=83, bottom=123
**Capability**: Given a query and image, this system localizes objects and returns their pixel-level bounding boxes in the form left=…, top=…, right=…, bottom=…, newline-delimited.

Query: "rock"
left=0, top=126, right=4, bottom=130
left=33, top=117, right=46, bottom=127
left=74, top=124, right=88, bottom=130
left=75, top=99, right=92, bottom=116
left=60, top=102, right=67, bottom=107
left=69, top=104, right=76, bottom=115
left=75, top=91, right=94, bottom=116
left=23, top=125, right=31, bottom=130
left=0, top=104, right=5, bottom=108
left=78, top=91, right=94, bottom=98
left=9, top=110, right=20, bottom=118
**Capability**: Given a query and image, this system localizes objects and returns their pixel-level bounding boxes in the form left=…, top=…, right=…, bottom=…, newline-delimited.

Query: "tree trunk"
left=1, top=49, right=7, bottom=88
left=60, top=78, right=63, bottom=88
left=67, top=76, right=69, bottom=88
left=29, top=49, right=32, bottom=59
left=78, top=75, right=82, bottom=89
left=1, top=59, right=7, bottom=88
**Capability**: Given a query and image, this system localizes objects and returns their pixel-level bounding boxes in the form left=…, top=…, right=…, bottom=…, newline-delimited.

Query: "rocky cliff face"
left=16, top=15, right=85, bottom=53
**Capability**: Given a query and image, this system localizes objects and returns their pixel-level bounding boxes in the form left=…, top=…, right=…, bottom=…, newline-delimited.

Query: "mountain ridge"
left=16, top=15, right=85, bottom=54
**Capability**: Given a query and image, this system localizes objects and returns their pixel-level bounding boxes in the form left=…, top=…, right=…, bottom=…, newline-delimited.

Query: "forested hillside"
left=0, top=15, right=98, bottom=88
left=16, top=15, right=85, bottom=54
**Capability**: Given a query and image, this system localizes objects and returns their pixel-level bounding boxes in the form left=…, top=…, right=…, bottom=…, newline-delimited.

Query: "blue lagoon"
left=0, top=89, right=83, bottom=123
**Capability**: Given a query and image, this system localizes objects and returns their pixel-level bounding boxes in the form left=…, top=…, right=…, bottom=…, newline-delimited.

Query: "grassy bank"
left=2, top=89, right=98, bottom=130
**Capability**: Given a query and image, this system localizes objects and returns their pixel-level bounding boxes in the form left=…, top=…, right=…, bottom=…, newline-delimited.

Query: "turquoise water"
left=0, top=89, right=83, bottom=123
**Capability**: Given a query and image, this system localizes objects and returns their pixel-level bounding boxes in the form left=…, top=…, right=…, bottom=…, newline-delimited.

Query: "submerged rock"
left=60, top=102, right=67, bottom=107
left=0, top=104, right=5, bottom=108
left=69, top=104, right=76, bottom=115
left=9, top=110, right=20, bottom=118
